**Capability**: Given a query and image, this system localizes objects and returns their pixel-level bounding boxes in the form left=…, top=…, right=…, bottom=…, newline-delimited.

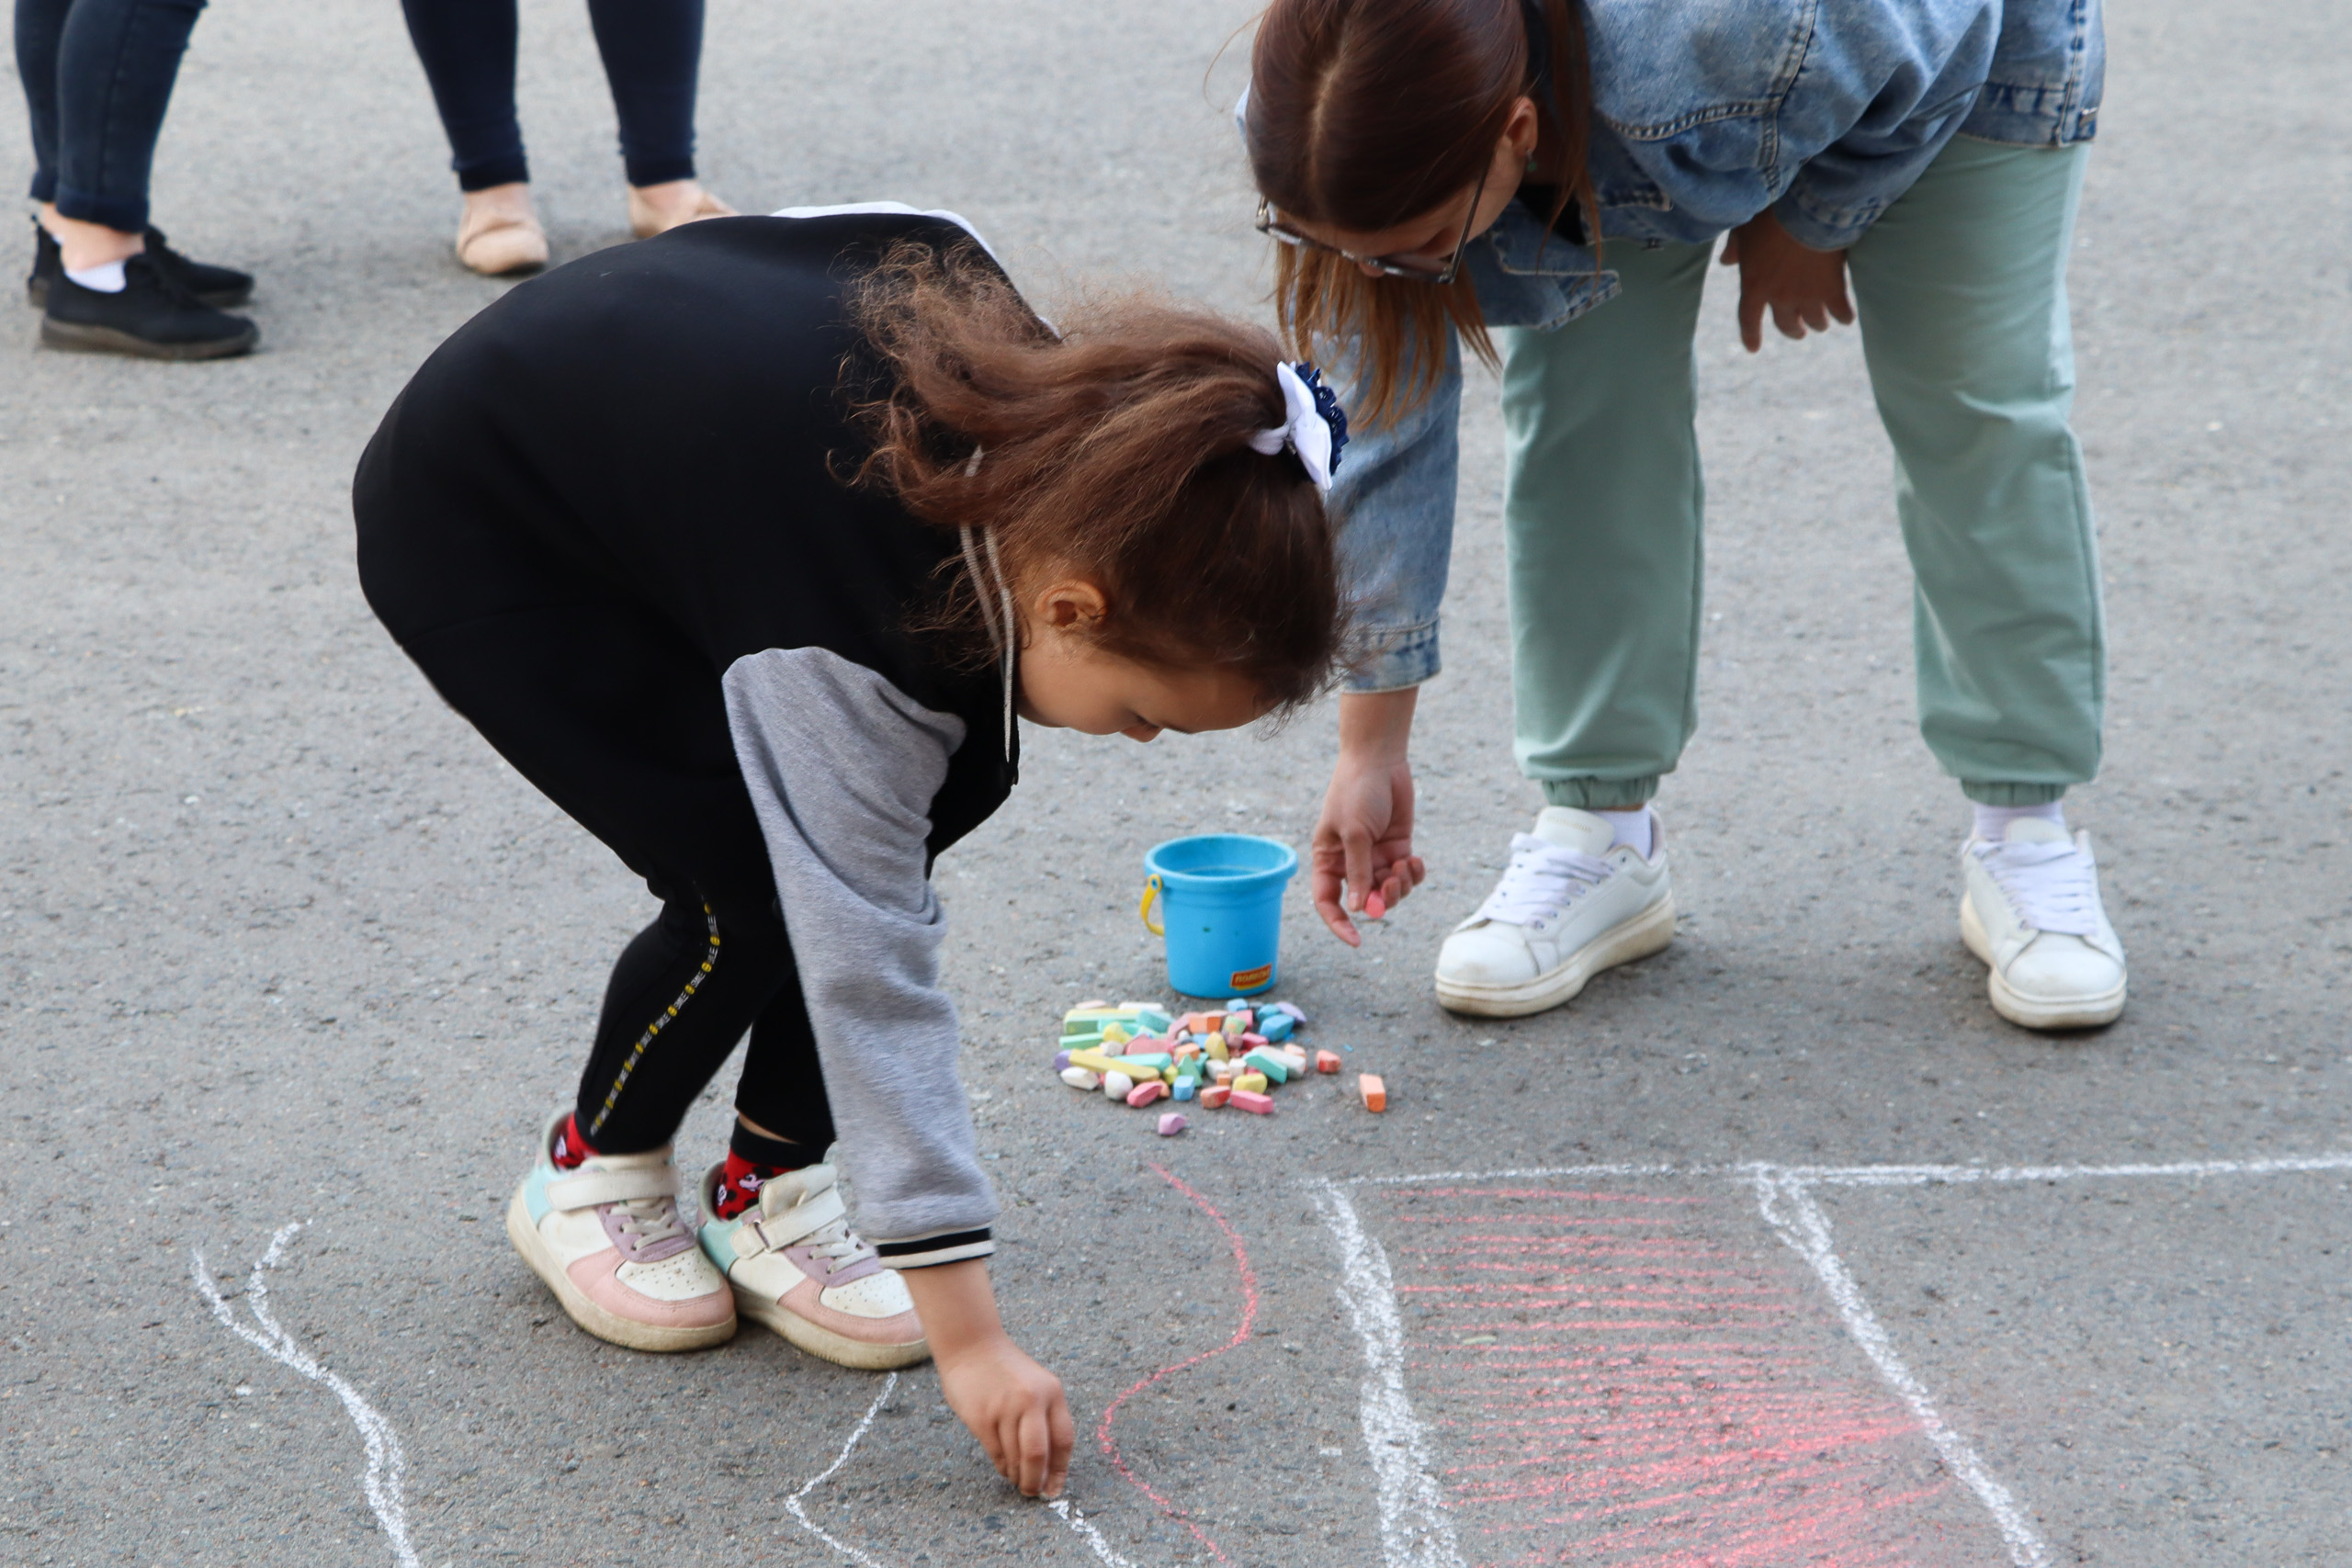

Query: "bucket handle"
left=1139, top=873, right=1165, bottom=936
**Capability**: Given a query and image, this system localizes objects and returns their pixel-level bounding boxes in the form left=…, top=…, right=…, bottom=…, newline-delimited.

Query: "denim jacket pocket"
left=1471, top=205, right=1620, bottom=333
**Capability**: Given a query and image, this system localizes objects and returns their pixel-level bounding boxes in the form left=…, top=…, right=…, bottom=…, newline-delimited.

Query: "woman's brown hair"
left=1247, top=0, right=1594, bottom=424
left=849, top=239, right=1344, bottom=713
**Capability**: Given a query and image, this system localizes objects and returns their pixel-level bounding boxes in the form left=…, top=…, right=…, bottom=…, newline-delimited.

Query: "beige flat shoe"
left=455, top=190, right=548, bottom=276
left=628, top=181, right=737, bottom=239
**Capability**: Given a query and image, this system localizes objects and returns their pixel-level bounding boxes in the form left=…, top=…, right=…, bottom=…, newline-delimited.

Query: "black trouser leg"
left=583, top=0, right=701, bottom=187
left=397, top=0, right=527, bottom=190
left=573, top=896, right=763, bottom=1151
left=734, top=965, right=839, bottom=1153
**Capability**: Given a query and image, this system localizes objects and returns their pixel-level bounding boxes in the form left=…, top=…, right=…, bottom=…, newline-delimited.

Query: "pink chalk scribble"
left=1091, top=1163, right=1261, bottom=1564
left=1375, top=1183, right=1992, bottom=1567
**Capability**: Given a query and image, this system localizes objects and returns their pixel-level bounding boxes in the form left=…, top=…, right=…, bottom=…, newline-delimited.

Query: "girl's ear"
left=1031, top=578, right=1111, bottom=631
left=1503, top=95, right=1541, bottom=161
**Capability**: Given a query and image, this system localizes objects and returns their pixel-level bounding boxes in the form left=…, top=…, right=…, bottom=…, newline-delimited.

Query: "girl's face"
left=1273, top=96, right=1542, bottom=276
left=1013, top=579, right=1272, bottom=741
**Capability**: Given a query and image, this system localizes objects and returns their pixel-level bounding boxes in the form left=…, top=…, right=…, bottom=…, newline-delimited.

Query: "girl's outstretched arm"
left=901, top=1259, right=1074, bottom=1497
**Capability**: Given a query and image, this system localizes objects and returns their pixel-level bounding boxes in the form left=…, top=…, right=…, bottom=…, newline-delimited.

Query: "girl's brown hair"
left=1247, top=0, right=1594, bottom=424
left=849, top=240, right=1344, bottom=713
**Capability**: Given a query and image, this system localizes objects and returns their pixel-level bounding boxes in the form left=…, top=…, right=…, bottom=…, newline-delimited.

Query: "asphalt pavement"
left=4, top=2, right=2350, bottom=1565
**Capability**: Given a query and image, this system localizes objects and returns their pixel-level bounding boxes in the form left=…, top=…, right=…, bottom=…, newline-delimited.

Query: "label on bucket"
left=1229, top=963, right=1272, bottom=990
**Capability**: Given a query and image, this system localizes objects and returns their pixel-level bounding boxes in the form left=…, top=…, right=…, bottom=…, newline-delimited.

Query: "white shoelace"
left=609, top=1194, right=688, bottom=1249
left=1974, top=836, right=2100, bottom=936
left=797, top=1212, right=867, bottom=1268
left=1476, top=832, right=1618, bottom=930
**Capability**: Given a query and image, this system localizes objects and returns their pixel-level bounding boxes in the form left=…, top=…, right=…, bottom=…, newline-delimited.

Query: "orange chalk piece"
left=1357, top=1074, right=1387, bottom=1112
left=1315, top=1050, right=1342, bottom=1075
left=1199, top=1083, right=1233, bottom=1109
left=1229, top=1089, right=1274, bottom=1115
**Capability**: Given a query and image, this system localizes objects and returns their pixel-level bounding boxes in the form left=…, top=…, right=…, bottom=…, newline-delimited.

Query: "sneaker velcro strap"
left=547, top=1164, right=676, bottom=1211
left=743, top=1186, right=847, bottom=1254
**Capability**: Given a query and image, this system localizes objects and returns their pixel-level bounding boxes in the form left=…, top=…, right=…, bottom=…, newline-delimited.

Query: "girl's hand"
left=1719, top=210, right=1853, bottom=353
left=1312, top=688, right=1428, bottom=945
left=900, top=1259, right=1074, bottom=1497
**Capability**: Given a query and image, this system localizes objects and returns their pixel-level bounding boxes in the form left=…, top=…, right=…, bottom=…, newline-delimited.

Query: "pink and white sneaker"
left=504, top=1112, right=737, bottom=1352
left=697, top=1163, right=930, bottom=1370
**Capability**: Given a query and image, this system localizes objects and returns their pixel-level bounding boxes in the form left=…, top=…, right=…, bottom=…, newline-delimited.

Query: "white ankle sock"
left=1597, top=806, right=1654, bottom=858
left=1973, top=800, right=2064, bottom=843
left=64, top=258, right=127, bottom=293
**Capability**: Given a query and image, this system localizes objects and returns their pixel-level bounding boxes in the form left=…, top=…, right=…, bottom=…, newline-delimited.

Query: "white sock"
left=1597, top=806, right=1654, bottom=858
left=64, top=258, right=128, bottom=293
left=1973, top=800, right=2064, bottom=843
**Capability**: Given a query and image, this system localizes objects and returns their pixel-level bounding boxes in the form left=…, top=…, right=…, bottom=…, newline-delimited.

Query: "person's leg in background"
left=1849, top=135, right=2125, bottom=1030
left=1432, top=240, right=1710, bottom=1018
left=17, top=0, right=255, bottom=356
left=396, top=0, right=548, bottom=275
left=582, top=0, right=733, bottom=236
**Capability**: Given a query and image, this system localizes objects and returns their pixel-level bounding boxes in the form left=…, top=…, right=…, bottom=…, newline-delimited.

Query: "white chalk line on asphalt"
left=786, top=1371, right=902, bottom=1568
left=1327, top=1150, right=2352, bottom=1568
left=1309, top=1179, right=1468, bottom=1568
left=786, top=1367, right=1148, bottom=1568
left=1751, top=1170, right=2052, bottom=1568
left=1350, top=1152, right=2352, bottom=1189
left=1047, top=1497, right=1141, bottom=1567
left=190, top=1222, right=421, bottom=1568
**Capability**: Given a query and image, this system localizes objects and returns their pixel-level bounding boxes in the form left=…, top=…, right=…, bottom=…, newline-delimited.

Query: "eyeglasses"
left=1255, top=164, right=1489, bottom=285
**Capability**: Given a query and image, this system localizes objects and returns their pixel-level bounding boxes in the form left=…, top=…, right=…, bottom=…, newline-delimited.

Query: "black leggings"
left=362, top=590, right=837, bottom=1157
left=397, top=0, right=704, bottom=191
left=574, top=893, right=835, bottom=1156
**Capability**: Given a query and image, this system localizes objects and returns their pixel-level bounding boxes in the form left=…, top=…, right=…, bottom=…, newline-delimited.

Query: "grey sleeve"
left=721, top=647, right=999, bottom=1259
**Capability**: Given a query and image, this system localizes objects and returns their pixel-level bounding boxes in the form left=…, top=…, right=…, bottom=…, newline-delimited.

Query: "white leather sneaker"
left=504, top=1112, right=737, bottom=1352
left=1433, top=807, right=1676, bottom=1018
left=697, top=1164, right=930, bottom=1371
left=1960, top=818, right=2128, bottom=1029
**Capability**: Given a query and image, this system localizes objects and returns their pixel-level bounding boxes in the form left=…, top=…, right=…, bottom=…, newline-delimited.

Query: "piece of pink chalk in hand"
left=1365, top=891, right=1386, bottom=919
left=1157, top=1112, right=1187, bottom=1136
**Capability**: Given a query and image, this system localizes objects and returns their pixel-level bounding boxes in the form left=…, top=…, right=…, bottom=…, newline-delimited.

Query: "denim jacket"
left=1283, top=0, right=2105, bottom=690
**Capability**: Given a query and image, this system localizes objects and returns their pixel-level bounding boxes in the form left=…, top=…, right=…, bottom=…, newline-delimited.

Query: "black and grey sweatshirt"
left=360, top=207, right=1025, bottom=1264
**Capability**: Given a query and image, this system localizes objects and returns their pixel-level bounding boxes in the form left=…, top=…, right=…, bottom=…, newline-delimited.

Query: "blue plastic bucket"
left=1140, top=834, right=1298, bottom=998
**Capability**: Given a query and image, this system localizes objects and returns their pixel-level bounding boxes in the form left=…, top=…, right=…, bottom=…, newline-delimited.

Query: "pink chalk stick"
left=1156, top=1112, right=1187, bottom=1136
left=1229, top=1089, right=1274, bottom=1115
left=1239, top=1032, right=1268, bottom=1048
left=1125, top=1080, right=1166, bottom=1107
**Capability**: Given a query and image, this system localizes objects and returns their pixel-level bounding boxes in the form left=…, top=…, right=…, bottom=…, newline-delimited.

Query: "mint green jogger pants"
left=1498, top=137, right=2101, bottom=809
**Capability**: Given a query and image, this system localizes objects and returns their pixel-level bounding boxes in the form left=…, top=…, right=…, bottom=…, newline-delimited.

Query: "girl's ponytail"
left=1247, top=0, right=1595, bottom=425
left=850, top=241, right=1346, bottom=712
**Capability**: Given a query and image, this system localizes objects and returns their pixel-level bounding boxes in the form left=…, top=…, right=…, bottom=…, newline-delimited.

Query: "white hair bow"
left=1248, top=361, right=1350, bottom=492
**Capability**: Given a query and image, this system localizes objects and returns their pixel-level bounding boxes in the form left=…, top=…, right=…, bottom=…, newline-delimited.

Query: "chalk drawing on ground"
left=1317, top=1154, right=2352, bottom=1568
left=785, top=1371, right=904, bottom=1568
left=191, top=1222, right=423, bottom=1568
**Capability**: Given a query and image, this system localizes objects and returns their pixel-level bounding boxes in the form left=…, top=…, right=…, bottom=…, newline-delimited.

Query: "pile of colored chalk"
left=1051, top=998, right=1385, bottom=1129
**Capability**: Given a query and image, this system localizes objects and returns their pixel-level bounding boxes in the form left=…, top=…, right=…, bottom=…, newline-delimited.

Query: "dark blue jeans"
left=16, top=0, right=206, bottom=232
left=399, top=0, right=704, bottom=192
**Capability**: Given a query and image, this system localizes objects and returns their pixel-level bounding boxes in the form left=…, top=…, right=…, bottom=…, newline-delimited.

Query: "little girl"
left=352, top=204, right=1347, bottom=1498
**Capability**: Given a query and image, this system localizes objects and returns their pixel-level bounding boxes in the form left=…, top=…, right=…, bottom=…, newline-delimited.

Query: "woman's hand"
left=1311, top=688, right=1428, bottom=945
left=1719, top=209, right=1853, bottom=353
left=900, top=1259, right=1073, bottom=1497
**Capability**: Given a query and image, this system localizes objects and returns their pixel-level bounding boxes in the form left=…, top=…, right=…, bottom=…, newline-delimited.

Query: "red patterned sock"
left=710, top=1151, right=794, bottom=1221
left=549, top=1113, right=595, bottom=1170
